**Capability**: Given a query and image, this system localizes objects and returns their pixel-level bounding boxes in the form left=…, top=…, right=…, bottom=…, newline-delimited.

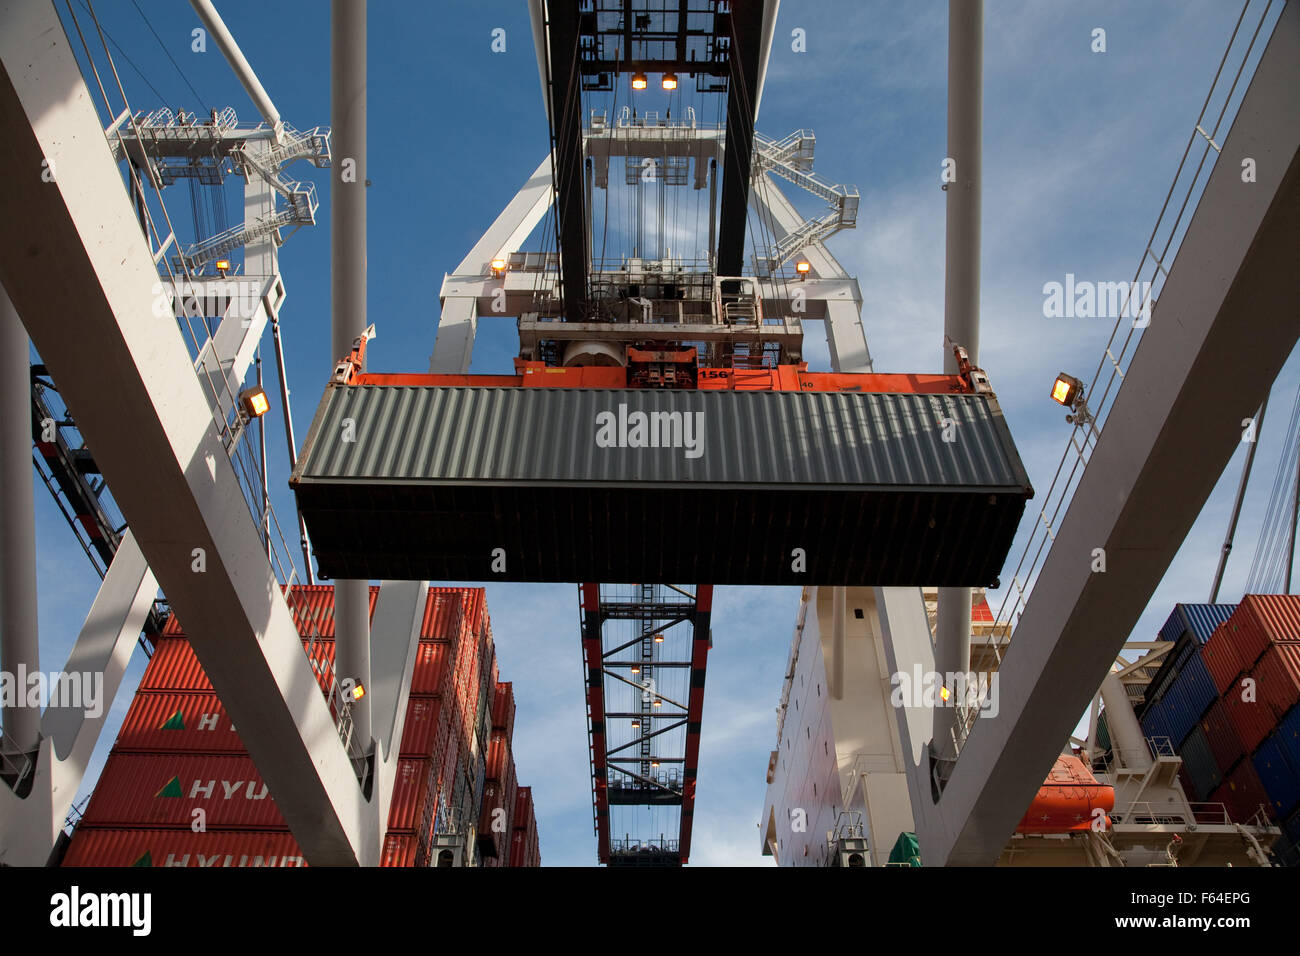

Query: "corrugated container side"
left=1251, top=642, right=1300, bottom=720
left=1204, top=621, right=1246, bottom=695
left=79, top=754, right=287, bottom=829
left=139, top=638, right=213, bottom=692
left=492, top=681, right=516, bottom=741
left=62, top=828, right=307, bottom=867
left=409, top=641, right=451, bottom=695
left=1240, top=594, right=1300, bottom=645
left=1163, top=651, right=1217, bottom=745
left=421, top=588, right=469, bottom=641
left=400, top=694, right=443, bottom=758
left=380, top=832, right=418, bottom=867
left=1178, top=725, right=1221, bottom=801
left=386, top=758, right=434, bottom=832
left=514, top=785, right=533, bottom=824
left=1223, top=685, right=1275, bottom=753
left=1159, top=604, right=1239, bottom=644
left=1212, top=757, right=1272, bottom=824
left=1252, top=731, right=1300, bottom=817
left=509, top=828, right=528, bottom=867
left=1199, top=697, right=1245, bottom=776
left=486, top=731, right=509, bottom=781
left=1139, top=697, right=1173, bottom=752
left=115, top=692, right=242, bottom=753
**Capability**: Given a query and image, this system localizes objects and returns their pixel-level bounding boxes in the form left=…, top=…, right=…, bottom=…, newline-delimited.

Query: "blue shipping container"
left=1159, top=603, right=1239, bottom=644
left=1252, top=732, right=1300, bottom=817
left=1179, top=724, right=1222, bottom=801
left=1163, top=651, right=1218, bottom=746
left=1141, top=697, right=1173, bottom=753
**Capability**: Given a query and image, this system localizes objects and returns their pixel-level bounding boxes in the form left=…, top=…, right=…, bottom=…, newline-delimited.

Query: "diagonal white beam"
left=0, top=0, right=374, bottom=866
left=892, top=4, right=1300, bottom=865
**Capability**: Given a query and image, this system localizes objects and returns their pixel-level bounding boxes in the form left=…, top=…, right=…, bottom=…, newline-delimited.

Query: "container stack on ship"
left=1131, top=597, right=1300, bottom=865
left=58, top=586, right=538, bottom=867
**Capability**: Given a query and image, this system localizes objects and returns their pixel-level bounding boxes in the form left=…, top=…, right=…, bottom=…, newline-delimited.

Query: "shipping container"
left=1204, top=621, right=1247, bottom=696
left=400, top=695, right=444, bottom=758
left=115, top=692, right=242, bottom=753
left=1178, top=725, right=1221, bottom=802
left=1139, top=697, right=1174, bottom=752
left=1159, top=603, right=1239, bottom=644
left=409, top=641, right=451, bottom=695
left=1253, top=731, right=1300, bottom=817
left=78, top=754, right=287, bottom=829
left=1158, top=649, right=1217, bottom=745
left=387, top=758, right=434, bottom=832
left=514, top=785, right=533, bottom=825
left=485, top=731, right=509, bottom=781
left=1211, top=757, right=1271, bottom=824
left=380, top=832, right=418, bottom=868
left=492, top=681, right=516, bottom=741
left=292, top=386, right=1034, bottom=586
left=62, top=828, right=307, bottom=867
left=1223, top=687, right=1275, bottom=754
left=1199, top=698, right=1246, bottom=776
left=477, top=780, right=508, bottom=859
left=1206, top=595, right=1300, bottom=692
left=420, top=588, right=470, bottom=642
left=1251, top=642, right=1300, bottom=721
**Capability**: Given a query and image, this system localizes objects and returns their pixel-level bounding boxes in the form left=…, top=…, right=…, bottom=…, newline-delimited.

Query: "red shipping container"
left=409, top=641, right=451, bottom=695
left=514, top=785, right=533, bottom=824
left=1198, top=698, right=1245, bottom=776
left=400, top=695, right=443, bottom=758
left=386, top=758, right=434, bottom=831
left=1207, top=595, right=1300, bottom=692
left=115, top=692, right=242, bottom=753
left=492, top=681, right=516, bottom=740
left=1213, top=758, right=1273, bottom=824
left=1203, top=624, right=1246, bottom=695
left=509, top=828, right=529, bottom=867
left=139, top=638, right=214, bottom=692
left=477, top=780, right=508, bottom=859
left=380, top=832, right=417, bottom=868
left=1251, top=642, right=1300, bottom=721
left=62, top=828, right=307, bottom=867
left=79, top=754, right=287, bottom=829
left=486, top=731, right=509, bottom=781
left=421, top=588, right=471, bottom=641
left=1223, top=686, right=1275, bottom=753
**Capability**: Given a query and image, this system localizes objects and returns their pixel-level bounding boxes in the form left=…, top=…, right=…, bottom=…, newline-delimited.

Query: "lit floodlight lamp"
left=662, top=72, right=678, bottom=91
left=1050, top=372, right=1083, bottom=408
left=239, top=386, right=270, bottom=420
left=631, top=71, right=648, bottom=90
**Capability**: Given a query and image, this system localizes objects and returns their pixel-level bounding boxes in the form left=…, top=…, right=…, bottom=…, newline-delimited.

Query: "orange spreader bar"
left=355, top=360, right=971, bottom=394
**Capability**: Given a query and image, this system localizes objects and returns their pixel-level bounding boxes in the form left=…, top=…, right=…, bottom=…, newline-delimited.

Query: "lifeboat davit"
left=1016, top=754, right=1115, bottom=834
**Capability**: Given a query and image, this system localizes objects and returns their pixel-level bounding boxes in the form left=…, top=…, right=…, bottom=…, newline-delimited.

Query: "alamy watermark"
left=1042, top=274, right=1152, bottom=325
left=595, top=403, right=704, bottom=460
left=1, top=665, right=103, bottom=718
left=890, top=666, right=999, bottom=718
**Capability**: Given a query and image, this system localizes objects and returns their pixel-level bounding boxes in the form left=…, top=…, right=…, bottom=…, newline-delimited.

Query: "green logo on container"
left=155, top=775, right=183, bottom=798
left=131, top=851, right=153, bottom=867
left=160, top=710, right=185, bottom=730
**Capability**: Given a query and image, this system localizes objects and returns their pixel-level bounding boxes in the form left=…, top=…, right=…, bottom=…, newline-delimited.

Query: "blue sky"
left=29, top=0, right=1292, bottom=866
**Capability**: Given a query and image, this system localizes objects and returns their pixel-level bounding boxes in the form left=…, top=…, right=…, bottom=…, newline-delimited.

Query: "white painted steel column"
left=332, top=0, right=371, bottom=749
left=1101, top=670, right=1151, bottom=771
left=0, top=283, right=38, bottom=753
left=935, top=0, right=983, bottom=753
left=188, top=0, right=282, bottom=134
left=830, top=586, right=846, bottom=700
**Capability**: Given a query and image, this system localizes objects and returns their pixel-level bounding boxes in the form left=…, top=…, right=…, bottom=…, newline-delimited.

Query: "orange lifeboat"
left=1015, top=754, right=1115, bottom=833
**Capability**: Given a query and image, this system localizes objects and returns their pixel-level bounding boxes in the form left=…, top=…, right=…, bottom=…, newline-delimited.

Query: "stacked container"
left=509, top=785, right=540, bottom=868
left=62, top=586, right=539, bottom=867
left=1137, top=597, right=1300, bottom=859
